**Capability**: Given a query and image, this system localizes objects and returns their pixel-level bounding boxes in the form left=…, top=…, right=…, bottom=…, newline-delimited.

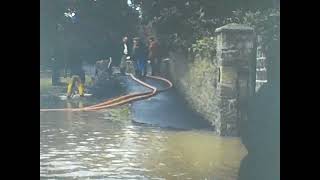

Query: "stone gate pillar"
left=215, top=23, right=256, bottom=136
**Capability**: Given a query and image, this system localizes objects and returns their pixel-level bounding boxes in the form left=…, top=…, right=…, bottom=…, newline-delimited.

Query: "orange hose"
left=40, top=74, right=172, bottom=112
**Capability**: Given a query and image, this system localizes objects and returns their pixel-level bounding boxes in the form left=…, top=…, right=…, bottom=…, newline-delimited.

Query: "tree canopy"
left=40, top=0, right=140, bottom=66
left=40, top=0, right=280, bottom=67
left=131, top=0, right=280, bottom=53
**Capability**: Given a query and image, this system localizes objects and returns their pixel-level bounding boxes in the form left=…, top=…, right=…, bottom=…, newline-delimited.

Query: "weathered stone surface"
left=163, top=52, right=221, bottom=128
left=219, top=85, right=237, bottom=98
left=215, top=23, right=254, bottom=33
left=256, top=70, right=267, bottom=81
left=256, top=57, right=267, bottom=69
left=215, top=24, right=256, bottom=136
left=220, top=66, right=238, bottom=85
left=255, top=35, right=268, bottom=92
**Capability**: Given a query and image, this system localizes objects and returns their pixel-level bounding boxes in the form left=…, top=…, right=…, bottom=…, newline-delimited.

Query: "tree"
left=131, top=0, right=280, bottom=52
left=40, top=0, right=140, bottom=66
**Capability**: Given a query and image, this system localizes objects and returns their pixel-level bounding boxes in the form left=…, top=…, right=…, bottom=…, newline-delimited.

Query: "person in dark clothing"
left=148, top=37, right=161, bottom=76
left=119, top=36, right=131, bottom=75
left=51, top=23, right=65, bottom=86
left=51, top=57, right=60, bottom=86
left=131, top=37, right=148, bottom=79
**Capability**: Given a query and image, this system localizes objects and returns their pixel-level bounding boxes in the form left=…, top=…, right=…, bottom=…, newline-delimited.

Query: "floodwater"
left=40, top=74, right=247, bottom=180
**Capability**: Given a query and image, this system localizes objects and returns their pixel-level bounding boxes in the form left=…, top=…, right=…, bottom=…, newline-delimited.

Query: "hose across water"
left=40, top=74, right=173, bottom=112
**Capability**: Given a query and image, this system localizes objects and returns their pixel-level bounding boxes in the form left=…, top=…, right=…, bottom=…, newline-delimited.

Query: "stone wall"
left=255, top=35, right=268, bottom=92
left=161, top=23, right=256, bottom=136
left=163, top=52, right=221, bottom=129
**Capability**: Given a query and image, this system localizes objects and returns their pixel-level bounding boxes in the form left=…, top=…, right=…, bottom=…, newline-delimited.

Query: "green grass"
left=40, top=78, right=53, bottom=92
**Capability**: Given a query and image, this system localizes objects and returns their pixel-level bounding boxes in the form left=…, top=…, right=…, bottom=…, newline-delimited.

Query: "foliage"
left=229, top=8, right=280, bottom=50
left=131, top=0, right=280, bottom=58
left=41, top=0, right=140, bottom=66
left=191, top=36, right=216, bottom=60
left=40, top=0, right=280, bottom=66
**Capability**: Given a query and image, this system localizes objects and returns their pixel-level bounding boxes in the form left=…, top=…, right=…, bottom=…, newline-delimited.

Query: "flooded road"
left=40, top=74, right=247, bottom=180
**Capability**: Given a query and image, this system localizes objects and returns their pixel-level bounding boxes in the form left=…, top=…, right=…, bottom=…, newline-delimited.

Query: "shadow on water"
left=122, top=76, right=214, bottom=130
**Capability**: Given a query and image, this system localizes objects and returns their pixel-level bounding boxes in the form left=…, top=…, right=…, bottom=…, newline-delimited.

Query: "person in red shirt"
left=148, top=37, right=161, bottom=76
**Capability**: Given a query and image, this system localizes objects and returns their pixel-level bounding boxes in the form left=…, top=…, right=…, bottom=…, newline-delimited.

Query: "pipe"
left=40, top=73, right=173, bottom=112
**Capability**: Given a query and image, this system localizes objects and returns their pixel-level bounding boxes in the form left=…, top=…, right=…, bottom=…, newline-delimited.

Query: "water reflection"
left=40, top=109, right=246, bottom=179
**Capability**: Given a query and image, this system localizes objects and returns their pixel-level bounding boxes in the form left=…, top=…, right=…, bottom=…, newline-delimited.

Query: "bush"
left=229, top=8, right=280, bottom=49
left=191, top=36, right=217, bottom=61
left=145, top=7, right=279, bottom=59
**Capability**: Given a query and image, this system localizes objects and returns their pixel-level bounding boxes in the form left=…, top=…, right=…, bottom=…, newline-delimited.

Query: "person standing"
left=131, top=37, right=148, bottom=79
left=51, top=57, right=60, bottom=86
left=66, top=49, right=85, bottom=98
left=119, top=36, right=131, bottom=75
left=50, top=23, right=65, bottom=86
left=64, top=6, right=85, bottom=98
left=148, top=37, right=161, bottom=76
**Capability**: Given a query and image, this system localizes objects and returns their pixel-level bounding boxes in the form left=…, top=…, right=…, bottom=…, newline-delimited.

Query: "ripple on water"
left=40, top=153, right=57, bottom=159
left=104, top=148, right=125, bottom=152
left=74, top=146, right=91, bottom=152
left=53, top=151, right=79, bottom=155
left=41, top=160, right=82, bottom=167
left=67, top=135, right=77, bottom=139
left=42, top=170, right=113, bottom=178
left=111, top=160, right=125, bottom=163
left=104, top=154, right=116, bottom=158
left=41, top=104, right=246, bottom=180
left=42, top=164, right=85, bottom=171
left=67, top=143, right=77, bottom=145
